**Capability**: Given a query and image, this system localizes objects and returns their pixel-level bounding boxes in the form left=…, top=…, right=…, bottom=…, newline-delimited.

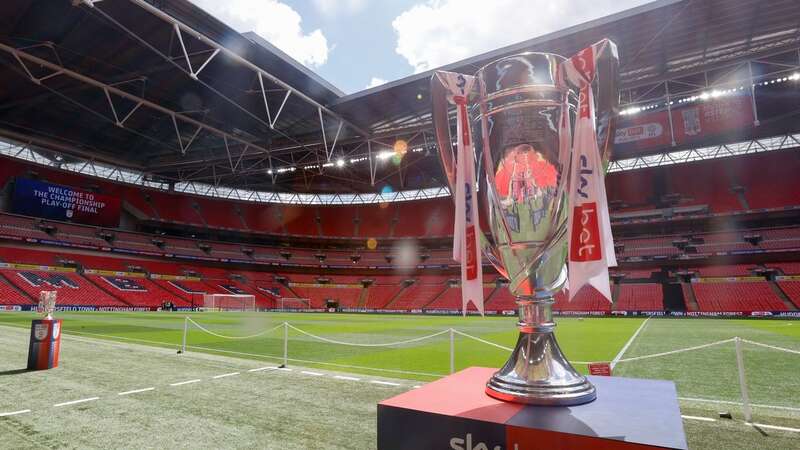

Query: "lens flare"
left=393, top=139, right=408, bottom=155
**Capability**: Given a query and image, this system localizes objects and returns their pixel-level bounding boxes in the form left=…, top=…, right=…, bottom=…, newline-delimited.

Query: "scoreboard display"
left=11, top=178, right=121, bottom=227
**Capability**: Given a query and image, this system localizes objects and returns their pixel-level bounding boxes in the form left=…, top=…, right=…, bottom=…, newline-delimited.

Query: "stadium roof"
left=1, top=0, right=799, bottom=196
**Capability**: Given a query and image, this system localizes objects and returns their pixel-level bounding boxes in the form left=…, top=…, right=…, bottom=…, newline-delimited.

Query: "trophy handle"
left=590, top=40, right=619, bottom=164
left=430, top=73, right=457, bottom=190
left=430, top=72, right=508, bottom=278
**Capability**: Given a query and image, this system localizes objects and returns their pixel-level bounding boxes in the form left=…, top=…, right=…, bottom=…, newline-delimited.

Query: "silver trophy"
left=432, top=45, right=618, bottom=405
left=39, top=290, right=57, bottom=320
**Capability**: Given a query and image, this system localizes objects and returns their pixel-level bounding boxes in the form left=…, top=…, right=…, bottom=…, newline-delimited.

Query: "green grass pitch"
left=0, top=311, right=798, bottom=449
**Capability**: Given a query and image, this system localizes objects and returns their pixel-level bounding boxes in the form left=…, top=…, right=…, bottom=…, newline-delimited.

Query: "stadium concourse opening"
left=0, top=0, right=799, bottom=449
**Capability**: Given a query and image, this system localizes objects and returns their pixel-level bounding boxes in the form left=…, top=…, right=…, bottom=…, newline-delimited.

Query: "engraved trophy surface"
left=432, top=44, right=618, bottom=405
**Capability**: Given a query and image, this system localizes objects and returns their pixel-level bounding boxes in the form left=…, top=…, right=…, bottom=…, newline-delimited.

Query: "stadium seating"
left=614, top=284, right=664, bottom=311
left=389, top=277, right=448, bottom=310
left=691, top=265, right=756, bottom=277
left=0, top=213, right=52, bottom=240
left=425, top=286, right=495, bottom=310
left=486, top=286, right=517, bottom=311
left=364, top=284, right=403, bottom=309
left=1, top=269, right=125, bottom=306
left=0, top=273, right=34, bottom=304
left=776, top=262, right=800, bottom=275
left=53, top=222, right=107, bottom=247
left=289, top=285, right=362, bottom=308
left=777, top=281, right=800, bottom=309
left=554, top=287, right=612, bottom=312
left=0, top=246, right=67, bottom=266
left=112, top=231, right=161, bottom=253
left=692, top=281, right=787, bottom=311
left=86, top=274, right=189, bottom=307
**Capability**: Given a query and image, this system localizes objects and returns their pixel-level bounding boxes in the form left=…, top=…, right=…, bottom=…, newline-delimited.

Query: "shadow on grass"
left=0, top=368, right=30, bottom=376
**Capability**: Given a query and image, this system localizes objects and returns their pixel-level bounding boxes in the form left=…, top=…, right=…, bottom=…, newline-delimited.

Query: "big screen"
left=11, top=178, right=121, bottom=227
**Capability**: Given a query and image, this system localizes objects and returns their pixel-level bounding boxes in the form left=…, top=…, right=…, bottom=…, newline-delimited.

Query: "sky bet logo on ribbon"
left=570, top=202, right=601, bottom=262
left=569, top=155, right=602, bottom=262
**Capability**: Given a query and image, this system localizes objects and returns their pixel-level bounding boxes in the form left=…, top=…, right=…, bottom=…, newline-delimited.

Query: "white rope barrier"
left=184, top=319, right=799, bottom=367
left=286, top=323, right=449, bottom=347
left=186, top=318, right=284, bottom=340
left=741, top=339, right=800, bottom=355
left=615, top=338, right=736, bottom=363
left=451, top=329, right=593, bottom=365
left=451, top=329, right=513, bottom=352
left=183, top=344, right=445, bottom=378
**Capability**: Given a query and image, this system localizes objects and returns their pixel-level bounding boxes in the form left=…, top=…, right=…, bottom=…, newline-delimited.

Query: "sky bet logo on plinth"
left=450, top=433, right=521, bottom=450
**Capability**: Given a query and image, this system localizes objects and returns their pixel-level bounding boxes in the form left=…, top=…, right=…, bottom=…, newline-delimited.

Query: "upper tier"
left=2, top=149, right=799, bottom=240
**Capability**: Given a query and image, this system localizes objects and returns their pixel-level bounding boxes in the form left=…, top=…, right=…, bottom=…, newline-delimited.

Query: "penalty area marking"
left=248, top=367, right=274, bottom=372
left=118, top=387, right=155, bottom=396
left=53, top=397, right=99, bottom=408
left=0, top=409, right=31, bottom=417
left=301, top=371, right=324, bottom=376
left=170, top=379, right=202, bottom=386
left=611, top=317, right=651, bottom=369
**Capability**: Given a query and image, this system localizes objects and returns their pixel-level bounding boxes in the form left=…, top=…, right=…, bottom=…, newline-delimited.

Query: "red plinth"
left=378, top=367, right=687, bottom=450
left=27, top=319, right=62, bottom=370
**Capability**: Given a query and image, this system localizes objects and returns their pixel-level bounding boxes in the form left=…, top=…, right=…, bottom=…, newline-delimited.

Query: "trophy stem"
left=485, top=296, right=596, bottom=405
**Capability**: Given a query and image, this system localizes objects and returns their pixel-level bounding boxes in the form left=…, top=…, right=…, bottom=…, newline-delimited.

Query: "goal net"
left=202, top=294, right=256, bottom=311
left=278, top=297, right=311, bottom=310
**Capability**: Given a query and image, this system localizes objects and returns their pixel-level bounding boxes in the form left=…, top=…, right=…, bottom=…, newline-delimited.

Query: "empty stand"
left=554, top=287, right=612, bottom=312
left=614, top=284, right=664, bottom=311
left=389, top=278, right=448, bottom=310
left=87, top=274, right=189, bottom=307
left=1, top=269, right=125, bottom=306
left=777, top=281, right=800, bottom=309
left=692, top=281, right=787, bottom=311
left=0, top=272, right=34, bottom=304
left=364, top=284, right=403, bottom=309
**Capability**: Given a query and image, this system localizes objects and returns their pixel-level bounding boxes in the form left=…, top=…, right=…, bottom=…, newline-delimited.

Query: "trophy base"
left=485, top=327, right=596, bottom=406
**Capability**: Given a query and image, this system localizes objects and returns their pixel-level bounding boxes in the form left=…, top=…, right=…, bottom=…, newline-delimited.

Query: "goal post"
left=278, top=297, right=311, bottom=310
left=202, top=294, right=256, bottom=311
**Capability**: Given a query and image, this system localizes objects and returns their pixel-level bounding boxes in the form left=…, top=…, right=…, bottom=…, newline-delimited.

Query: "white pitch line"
left=678, top=396, right=800, bottom=412
left=301, top=371, right=323, bottom=376
left=54, top=397, right=99, bottom=408
left=277, top=367, right=292, bottom=372
left=611, top=317, right=651, bottom=369
left=748, top=423, right=800, bottom=433
left=170, top=379, right=202, bottom=386
left=212, top=372, right=240, bottom=379
left=412, top=385, right=421, bottom=389
left=118, top=387, right=155, bottom=396
left=681, top=415, right=716, bottom=422
left=370, top=380, right=401, bottom=386
left=0, top=409, right=31, bottom=417
left=248, top=367, right=273, bottom=372
left=334, top=375, right=361, bottom=381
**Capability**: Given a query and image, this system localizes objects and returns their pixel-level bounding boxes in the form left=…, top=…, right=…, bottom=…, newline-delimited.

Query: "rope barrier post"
left=449, top=328, right=455, bottom=374
left=282, top=321, right=288, bottom=368
left=734, top=336, right=752, bottom=423
left=179, top=316, right=188, bottom=354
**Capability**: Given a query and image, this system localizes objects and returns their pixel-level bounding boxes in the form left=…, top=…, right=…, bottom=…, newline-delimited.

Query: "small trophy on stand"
left=39, top=290, right=57, bottom=320
left=28, top=290, right=63, bottom=370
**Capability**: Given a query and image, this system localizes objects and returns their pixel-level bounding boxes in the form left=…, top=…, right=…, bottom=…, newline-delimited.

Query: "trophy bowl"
left=432, top=43, right=618, bottom=405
